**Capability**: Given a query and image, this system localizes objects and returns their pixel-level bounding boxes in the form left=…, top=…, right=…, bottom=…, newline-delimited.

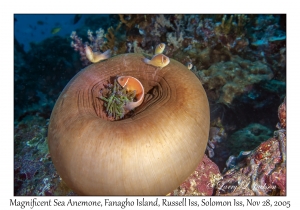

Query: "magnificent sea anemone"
left=47, top=53, right=210, bottom=195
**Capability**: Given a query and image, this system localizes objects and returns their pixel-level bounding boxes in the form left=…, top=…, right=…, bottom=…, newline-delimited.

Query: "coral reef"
left=227, top=123, right=273, bottom=156
left=190, top=60, right=209, bottom=84
left=169, top=155, right=221, bottom=196
left=14, top=36, right=77, bottom=121
left=113, top=14, right=285, bottom=106
left=216, top=99, right=286, bottom=195
left=14, top=115, right=75, bottom=195
left=120, top=14, right=251, bottom=69
left=201, top=55, right=274, bottom=105
left=260, top=79, right=286, bottom=100
left=206, top=118, right=227, bottom=158
left=104, top=24, right=127, bottom=55
left=68, top=14, right=285, bottom=82
left=277, top=97, right=286, bottom=129
left=70, top=28, right=107, bottom=66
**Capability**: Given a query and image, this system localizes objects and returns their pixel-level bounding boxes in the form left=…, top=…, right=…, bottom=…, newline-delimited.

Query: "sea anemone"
left=47, top=53, right=209, bottom=195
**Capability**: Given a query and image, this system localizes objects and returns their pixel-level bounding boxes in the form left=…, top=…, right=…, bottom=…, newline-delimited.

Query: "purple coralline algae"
left=169, top=155, right=221, bottom=196
left=14, top=115, right=75, bottom=195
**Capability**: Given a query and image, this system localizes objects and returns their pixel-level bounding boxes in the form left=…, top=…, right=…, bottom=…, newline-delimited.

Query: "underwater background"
left=14, top=14, right=286, bottom=195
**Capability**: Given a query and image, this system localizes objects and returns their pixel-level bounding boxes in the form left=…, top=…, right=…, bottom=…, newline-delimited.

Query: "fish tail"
left=101, top=49, right=112, bottom=59
left=91, top=49, right=111, bottom=63
left=125, top=102, right=135, bottom=111
left=143, top=58, right=150, bottom=64
left=125, top=100, right=143, bottom=111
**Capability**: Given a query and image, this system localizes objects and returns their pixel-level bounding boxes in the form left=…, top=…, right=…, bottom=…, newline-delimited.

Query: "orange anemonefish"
left=154, top=43, right=166, bottom=55
left=187, top=62, right=193, bottom=70
left=117, top=76, right=145, bottom=110
left=85, top=46, right=111, bottom=63
left=143, top=54, right=170, bottom=69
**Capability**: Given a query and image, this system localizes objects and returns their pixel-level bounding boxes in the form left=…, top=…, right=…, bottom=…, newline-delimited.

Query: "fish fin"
left=92, top=49, right=111, bottom=62
left=85, top=46, right=96, bottom=63
left=101, top=49, right=111, bottom=59
left=125, top=102, right=135, bottom=111
left=125, top=99, right=143, bottom=111
left=143, top=58, right=150, bottom=64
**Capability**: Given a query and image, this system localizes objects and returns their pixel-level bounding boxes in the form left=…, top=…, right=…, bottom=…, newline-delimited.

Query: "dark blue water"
left=15, top=14, right=86, bottom=51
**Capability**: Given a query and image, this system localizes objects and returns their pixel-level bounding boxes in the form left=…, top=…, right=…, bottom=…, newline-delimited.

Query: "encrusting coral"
left=201, top=55, right=273, bottom=105
left=227, top=123, right=273, bottom=156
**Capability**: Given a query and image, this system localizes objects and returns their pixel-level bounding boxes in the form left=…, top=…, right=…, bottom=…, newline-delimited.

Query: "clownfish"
left=85, top=46, right=111, bottom=63
left=117, top=76, right=144, bottom=110
left=143, top=54, right=170, bottom=69
left=186, top=62, right=193, bottom=70
left=154, top=43, right=166, bottom=55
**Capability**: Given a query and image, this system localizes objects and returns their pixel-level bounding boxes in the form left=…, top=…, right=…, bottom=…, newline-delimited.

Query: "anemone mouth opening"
left=91, top=73, right=171, bottom=122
